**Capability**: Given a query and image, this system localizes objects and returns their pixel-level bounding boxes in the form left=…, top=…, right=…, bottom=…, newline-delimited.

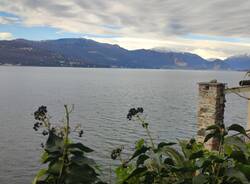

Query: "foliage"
left=32, top=105, right=106, bottom=184
left=32, top=105, right=250, bottom=184
left=112, top=107, right=250, bottom=184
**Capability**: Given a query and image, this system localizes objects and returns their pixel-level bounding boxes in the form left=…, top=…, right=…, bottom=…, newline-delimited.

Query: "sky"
left=0, top=0, right=250, bottom=59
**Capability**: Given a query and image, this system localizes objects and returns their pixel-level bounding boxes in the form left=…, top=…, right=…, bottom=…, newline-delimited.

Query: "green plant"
left=32, top=105, right=106, bottom=184
left=32, top=105, right=250, bottom=184
left=112, top=107, right=250, bottom=184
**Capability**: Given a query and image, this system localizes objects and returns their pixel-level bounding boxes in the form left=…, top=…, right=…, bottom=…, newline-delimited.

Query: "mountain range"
left=0, top=38, right=249, bottom=70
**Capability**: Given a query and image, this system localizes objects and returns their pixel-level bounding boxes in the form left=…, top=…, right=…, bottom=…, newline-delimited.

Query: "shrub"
left=32, top=105, right=106, bottom=184
left=32, top=106, right=250, bottom=184
left=112, top=107, right=250, bottom=184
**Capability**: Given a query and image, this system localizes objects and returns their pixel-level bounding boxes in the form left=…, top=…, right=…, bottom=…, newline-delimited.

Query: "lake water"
left=0, top=66, right=247, bottom=183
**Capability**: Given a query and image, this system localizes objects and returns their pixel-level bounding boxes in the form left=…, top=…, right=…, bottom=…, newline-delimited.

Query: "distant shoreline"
left=0, top=64, right=246, bottom=72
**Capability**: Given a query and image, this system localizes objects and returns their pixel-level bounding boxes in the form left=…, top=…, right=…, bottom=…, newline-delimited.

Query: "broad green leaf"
left=228, top=124, right=247, bottom=136
left=125, top=167, right=147, bottom=181
left=238, top=164, right=250, bottom=180
left=136, top=138, right=145, bottom=150
left=225, top=168, right=249, bottom=184
left=157, top=142, right=176, bottom=149
left=48, top=160, right=63, bottom=175
left=160, top=146, right=185, bottom=166
left=45, top=132, right=64, bottom=153
left=40, top=151, right=61, bottom=164
left=224, top=136, right=248, bottom=154
left=115, top=165, right=136, bottom=184
left=32, top=169, right=48, bottom=184
left=70, top=155, right=96, bottom=167
left=204, top=133, right=216, bottom=143
left=69, top=150, right=84, bottom=156
left=224, top=144, right=233, bottom=155
left=67, top=143, right=93, bottom=153
left=129, top=146, right=149, bottom=161
left=65, top=163, right=99, bottom=184
left=178, top=140, right=203, bottom=159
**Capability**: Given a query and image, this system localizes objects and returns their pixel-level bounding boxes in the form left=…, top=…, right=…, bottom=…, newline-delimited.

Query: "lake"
left=0, top=66, right=247, bottom=183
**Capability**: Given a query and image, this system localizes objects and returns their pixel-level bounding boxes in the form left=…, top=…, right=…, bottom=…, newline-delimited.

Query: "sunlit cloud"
left=85, top=36, right=250, bottom=59
left=0, top=32, right=14, bottom=40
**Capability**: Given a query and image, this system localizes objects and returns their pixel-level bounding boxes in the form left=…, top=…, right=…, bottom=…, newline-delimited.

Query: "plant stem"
left=136, top=115, right=155, bottom=149
left=58, top=105, right=70, bottom=184
left=214, top=136, right=223, bottom=184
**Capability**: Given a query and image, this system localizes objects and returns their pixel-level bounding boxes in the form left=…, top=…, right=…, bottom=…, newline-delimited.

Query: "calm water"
left=0, top=66, right=247, bottom=183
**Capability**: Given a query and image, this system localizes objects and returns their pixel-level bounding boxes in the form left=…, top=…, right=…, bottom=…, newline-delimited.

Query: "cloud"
left=84, top=36, right=250, bottom=59
left=0, top=0, right=250, bottom=58
left=0, top=32, right=14, bottom=40
left=0, top=16, right=19, bottom=24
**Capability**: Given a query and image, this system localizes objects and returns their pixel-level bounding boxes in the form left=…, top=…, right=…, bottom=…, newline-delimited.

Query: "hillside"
left=224, top=54, right=250, bottom=70
left=0, top=38, right=244, bottom=70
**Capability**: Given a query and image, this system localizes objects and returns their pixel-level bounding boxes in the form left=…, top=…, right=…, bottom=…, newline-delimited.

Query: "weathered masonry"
left=197, top=80, right=250, bottom=150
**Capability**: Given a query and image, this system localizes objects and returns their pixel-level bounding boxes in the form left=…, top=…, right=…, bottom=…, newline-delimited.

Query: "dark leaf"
left=65, top=163, right=99, bottom=184
left=238, top=164, right=250, bottom=180
left=189, top=150, right=204, bottom=160
left=160, top=147, right=185, bottom=166
left=70, top=155, right=96, bottom=166
left=136, top=154, right=149, bottom=167
left=157, top=142, right=176, bottom=149
left=45, top=132, right=64, bottom=153
left=129, top=146, right=149, bottom=161
left=67, top=143, right=94, bottom=153
left=164, top=157, right=174, bottom=166
left=228, top=124, right=247, bottom=136
left=201, top=160, right=212, bottom=173
left=230, top=151, right=247, bottom=163
left=144, top=172, right=155, bottom=184
left=204, top=133, right=216, bottom=143
left=48, top=160, right=63, bottom=175
left=171, top=165, right=198, bottom=173
left=225, top=168, right=249, bottom=184
left=124, top=167, right=147, bottom=181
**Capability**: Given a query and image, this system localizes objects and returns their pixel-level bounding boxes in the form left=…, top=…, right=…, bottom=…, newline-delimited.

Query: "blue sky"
left=0, top=11, right=82, bottom=40
left=0, top=1, right=250, bottom=59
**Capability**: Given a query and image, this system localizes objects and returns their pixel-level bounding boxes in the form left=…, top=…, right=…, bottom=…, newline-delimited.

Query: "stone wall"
left=197, top=81, right=226, bottom=150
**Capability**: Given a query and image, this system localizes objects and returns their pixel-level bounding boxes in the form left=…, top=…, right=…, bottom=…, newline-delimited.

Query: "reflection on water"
left=0, top=66, right=247, bottom=183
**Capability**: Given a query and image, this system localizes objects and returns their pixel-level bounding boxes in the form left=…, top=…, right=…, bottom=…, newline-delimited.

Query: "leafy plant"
left=32, top=105, right=250, bottom=184
left=112, top=107, right=250, bottom=184
left=32, top=105, right=106, bottom=184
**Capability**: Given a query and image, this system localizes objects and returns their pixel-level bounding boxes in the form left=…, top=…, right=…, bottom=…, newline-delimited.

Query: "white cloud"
left=0, top=0, right=250, bottom=58
left=0, top=32, right=14, bottom=40
left=85, top=36, right=250, bottom=59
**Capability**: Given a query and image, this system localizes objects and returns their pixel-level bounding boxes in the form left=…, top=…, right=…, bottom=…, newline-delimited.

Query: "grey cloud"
left=3, top=0, right=250, bottom=38
left=0, top=16, right=19, bottom=24
left=1, top=0, right=250, bottom=58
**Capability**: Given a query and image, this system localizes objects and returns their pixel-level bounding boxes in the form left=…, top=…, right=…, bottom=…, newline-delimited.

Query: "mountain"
left=224, top=54, right=250, bottom=71
left=0, top=38, right=238, bottom=70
